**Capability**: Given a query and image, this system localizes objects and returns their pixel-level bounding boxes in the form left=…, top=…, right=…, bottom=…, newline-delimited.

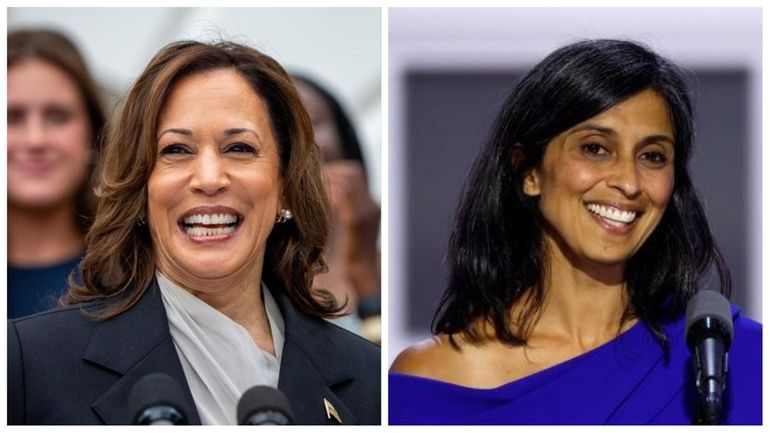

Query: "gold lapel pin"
left=324, top=398, right=342, bottom=424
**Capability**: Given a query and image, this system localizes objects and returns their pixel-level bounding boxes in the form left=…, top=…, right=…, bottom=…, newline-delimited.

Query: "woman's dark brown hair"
left=8, top=29, right=105, bottom=232
left=65, top=40, right=337, bottom=319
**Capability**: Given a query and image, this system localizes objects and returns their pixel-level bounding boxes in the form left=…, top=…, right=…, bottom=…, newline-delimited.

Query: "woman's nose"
left=606, top=156, right=641, bottom=198
left=17, top=114, right=48, bottom=150
left=189, top=149, right=230, bottom=195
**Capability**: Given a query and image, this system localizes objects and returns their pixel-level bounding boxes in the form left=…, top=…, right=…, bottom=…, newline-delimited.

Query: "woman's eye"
left=7, top=108, right=24, bottom=125
left=159, top=143, right=191, bottom=155
left=45, top=107, right=72, bottom=125
left=227, top=142, right=257, bottom=154
left=581, top=142, right=609, bottom=156
left=640, top=151, right=668, bottom=165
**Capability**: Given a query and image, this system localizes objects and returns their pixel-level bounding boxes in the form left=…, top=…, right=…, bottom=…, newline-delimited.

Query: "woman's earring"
left=137, top=215, right=146, bottom=226
left=276, top=209, right=293, bottom=224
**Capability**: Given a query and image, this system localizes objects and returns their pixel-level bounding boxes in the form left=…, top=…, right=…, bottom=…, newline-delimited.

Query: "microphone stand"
left=690, top=320, right=729, bottom=425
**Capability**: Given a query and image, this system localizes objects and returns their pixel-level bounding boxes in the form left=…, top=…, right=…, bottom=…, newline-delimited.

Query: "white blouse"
left=157, top=271, right=285, bottom=425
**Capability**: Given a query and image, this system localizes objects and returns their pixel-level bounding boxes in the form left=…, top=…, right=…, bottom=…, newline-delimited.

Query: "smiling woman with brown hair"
left=9, top=40, right=379, bottom=425
left=389, top=39, right=760, bottom=425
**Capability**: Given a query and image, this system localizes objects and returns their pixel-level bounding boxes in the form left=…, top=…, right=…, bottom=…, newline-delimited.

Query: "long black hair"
left=432, top=39, right=731, bottom=346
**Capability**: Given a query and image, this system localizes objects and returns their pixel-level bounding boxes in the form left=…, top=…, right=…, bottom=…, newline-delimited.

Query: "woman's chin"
left=161, top=257, right=253, bottom=285
left=577, top=252, right=634, bottom=278
left=186, top=264, right=243, bottom=281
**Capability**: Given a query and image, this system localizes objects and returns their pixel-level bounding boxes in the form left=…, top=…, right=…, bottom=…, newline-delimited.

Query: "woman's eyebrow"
left=223, top=127, right=263, bottom=144
left=156, top=127, right=264, bottom=144
left=640, top=134, right=675, bottom=146
left=157, top=128, right=192, bottom=139
left=569, top=124, right=674, bottom=145
left=569, top=123, right=615, bottom=136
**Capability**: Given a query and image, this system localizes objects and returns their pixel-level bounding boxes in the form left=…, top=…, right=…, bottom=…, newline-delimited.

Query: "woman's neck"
left=159, top=265, right=276, bottom=355
left=8, top=203, right=84, bottom=266
left=532, top=235, right=633, bottom=351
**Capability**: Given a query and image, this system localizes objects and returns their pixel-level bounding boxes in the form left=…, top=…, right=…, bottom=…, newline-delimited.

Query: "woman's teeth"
left=183, top=213, right=238, bottom=225
left=181, top=213, right=239, bottom=237
left=586, top=203, right=637, bottom=226
left=185, top=225, right=236, bottom=237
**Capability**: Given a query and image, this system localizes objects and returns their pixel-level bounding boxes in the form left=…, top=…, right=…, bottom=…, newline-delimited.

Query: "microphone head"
left=237, top=385, right=294, bottom=425
left=685, top=290, right=734, bottom=350
left=129, top=372, right=188, bottom=425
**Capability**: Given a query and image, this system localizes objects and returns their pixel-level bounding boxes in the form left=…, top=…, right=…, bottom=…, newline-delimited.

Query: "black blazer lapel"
left=279, top=339, right=359, bottom=424
left=271, top=287, right=359, bottom=425
left=82, top=283, right=201, bottom=425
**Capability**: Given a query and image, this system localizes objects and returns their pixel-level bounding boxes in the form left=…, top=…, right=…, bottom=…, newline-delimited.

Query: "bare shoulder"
left=391, top=332, right=539, bottom=389
left=390, top=334, right=471, bottom=381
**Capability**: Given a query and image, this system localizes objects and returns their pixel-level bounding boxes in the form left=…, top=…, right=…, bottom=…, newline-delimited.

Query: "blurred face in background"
left=295, top=80, right=344, bottom=162
left=8, top=59, right=93, bottom=210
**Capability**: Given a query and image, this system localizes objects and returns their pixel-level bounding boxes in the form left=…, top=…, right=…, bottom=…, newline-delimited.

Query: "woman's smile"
left=584, top=202, right=643, bottom=234
left=178, top=205, right=244, bottom=242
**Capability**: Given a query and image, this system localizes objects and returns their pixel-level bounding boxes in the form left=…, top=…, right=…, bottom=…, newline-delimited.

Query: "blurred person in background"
left=8, top=29, right=105, bottom=319
left=293, top=75, right=381, bottom=344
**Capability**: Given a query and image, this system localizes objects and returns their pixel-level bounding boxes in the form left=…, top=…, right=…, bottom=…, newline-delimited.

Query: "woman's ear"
left=522, top=168, right=541, bottom=197
left=512, top=144, right=540, bottom=197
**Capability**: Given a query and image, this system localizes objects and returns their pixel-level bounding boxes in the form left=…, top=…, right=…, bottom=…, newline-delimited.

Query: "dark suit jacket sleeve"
left=8, top=320, right=25, bottom=424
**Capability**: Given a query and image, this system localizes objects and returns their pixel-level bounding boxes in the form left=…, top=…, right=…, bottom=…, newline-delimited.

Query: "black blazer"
left=8, top=281, right=380, bottom=425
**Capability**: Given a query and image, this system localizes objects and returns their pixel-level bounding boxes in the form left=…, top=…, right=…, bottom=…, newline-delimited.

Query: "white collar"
left=157, top=271, right=285, bottom=425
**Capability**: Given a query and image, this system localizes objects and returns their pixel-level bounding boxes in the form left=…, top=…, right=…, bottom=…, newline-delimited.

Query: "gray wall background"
left=389, top=8, right=762, bottom=363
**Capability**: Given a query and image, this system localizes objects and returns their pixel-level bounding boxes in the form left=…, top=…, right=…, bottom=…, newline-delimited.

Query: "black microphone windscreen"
left=129, top=372, right=188, bottom=424
left=237, top=385, right=293, bottom=425
left=685, top=290, right=734, bottom=348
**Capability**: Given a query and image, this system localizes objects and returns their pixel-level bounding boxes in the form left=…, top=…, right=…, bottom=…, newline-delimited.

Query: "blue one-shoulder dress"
left=389, top=306, right=761, bottom=425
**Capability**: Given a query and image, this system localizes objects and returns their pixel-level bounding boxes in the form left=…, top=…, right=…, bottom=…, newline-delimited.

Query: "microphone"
left=237, top=385, right=294, bottom=425
left=685, top=290, right=734, bottom=425
left=129, top=372, right=188, bottom=425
